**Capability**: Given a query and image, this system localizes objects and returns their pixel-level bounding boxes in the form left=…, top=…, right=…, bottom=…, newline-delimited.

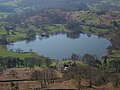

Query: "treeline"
left=0, top=34, right=8, bottom=45
left=0, top=56, right=52, bottom=68
left=71, top=53, right=120, bottom=72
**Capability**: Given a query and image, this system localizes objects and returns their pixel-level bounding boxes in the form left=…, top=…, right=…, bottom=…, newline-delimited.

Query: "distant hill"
left=0, top=0, right=119, bottom=20
left=0, top=0, right=120, bottom=13
left=0, top=0, right=13, bottom=3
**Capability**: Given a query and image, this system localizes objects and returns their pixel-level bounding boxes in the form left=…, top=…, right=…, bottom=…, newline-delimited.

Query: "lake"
left=7, top=33, right=111, bottom=60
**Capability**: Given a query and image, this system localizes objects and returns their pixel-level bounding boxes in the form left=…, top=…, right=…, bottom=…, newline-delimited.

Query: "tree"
left=111, top=73, right=120, bottom=87
left=44, top=58, right=51, bottom=67
left=31, top=69, right=57, bottom=88
left=26, top=29, right=36, bottom=40
left=66, top=20, right=81, bottom=33
left=0, top=56, right=4, bottom=67
left=71, top=53, right=79, bottom=60
left=68, top=66, right=98, bottom=89
left=71, top=67, right=83, bottom=90
left=0, top=34, right=8, bottom=45
left=9, top=70, right=17, bottom=78
left=112, top=21, right=119, bottom=27
left=10, top=82, right=19, bottom=90
left=28, top=58, right=35, bottom=69
left=82, top=54, right=97, bottom=66
left=109, top=60, right=120, bottom=72
left=102, top=56, right=108, bottom=70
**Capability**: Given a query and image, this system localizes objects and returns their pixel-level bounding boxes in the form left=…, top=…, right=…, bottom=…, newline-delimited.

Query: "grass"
left=0, top=30, right=6, bottom=35
left=0, top=24, right=28, bottom=42
left=6, top=29, right=27, bottom=42
left=86, top=18, right=100, bottom=25
left=0, top=44, right=44, bottom=61
left=2, top=31, right=26, bottom=43
left=47, top=24, right=67, bottom=33
left=80, top=25, right=108, bottom=35
left=7, top=34, right=26, bottom=42
left=0, top=45, right=33, bottom=59
left=108, top=49, right=120, bottom=59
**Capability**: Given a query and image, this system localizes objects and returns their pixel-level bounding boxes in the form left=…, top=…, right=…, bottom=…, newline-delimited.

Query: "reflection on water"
left=7, top=33, right=111, bottom=60
left=67, top=32, right=80, bottom=39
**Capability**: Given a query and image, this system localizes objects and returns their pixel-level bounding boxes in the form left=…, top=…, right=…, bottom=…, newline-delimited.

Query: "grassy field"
left=0, top=30, right=26, bottom=43
left=0, top=45, right=34, bottom=59
left=107, top=49, right=120, bottom=61
left=47, top=24, right=68, bottom=33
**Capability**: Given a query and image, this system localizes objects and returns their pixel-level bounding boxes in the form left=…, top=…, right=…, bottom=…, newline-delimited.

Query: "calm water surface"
left=7, top=34, right=111, bottom=60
